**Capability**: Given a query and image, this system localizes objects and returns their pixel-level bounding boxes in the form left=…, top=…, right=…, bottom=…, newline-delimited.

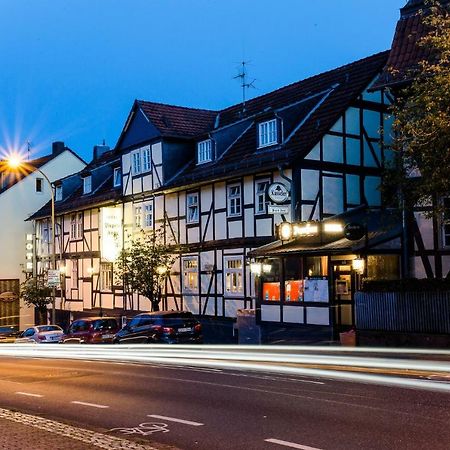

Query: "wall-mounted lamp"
left=279, top=222, right=293, bottom=241
left=262, top=263, right=272, bottom=273
left=352, top=258, right=365, bottom=274
left=250, top=263, right=262, bottom=276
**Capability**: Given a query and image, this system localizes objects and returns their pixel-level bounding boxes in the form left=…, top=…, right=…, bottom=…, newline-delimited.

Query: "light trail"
left=0, top=345, right=449, bottom=392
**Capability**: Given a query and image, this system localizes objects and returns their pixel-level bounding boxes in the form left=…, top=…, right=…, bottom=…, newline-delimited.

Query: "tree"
left=115, top=227, right=175, bottom=312
left=386, top=1, right=450, bottom=215
left=20, top=276, right=52, bottom=325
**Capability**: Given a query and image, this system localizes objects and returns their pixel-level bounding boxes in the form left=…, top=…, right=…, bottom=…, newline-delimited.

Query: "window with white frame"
left=36, top=178, right=43, bottom=193
left=55, top=185, right=62, bottom=201
left=187, top=193, right=199, bottom=223
left=134, top=205, right=142, bottom=229
left=83, top=175, right=92, bottom=194
left=255, top=180, right=269, bottom=214
left=224, top=256, right=244, bottom=296
left=182, top=257, right=198, bottom=292
left=258, top=119, right=278, bottom=148
left=197, top=139, right=212, bottom=164
left=70, top=213, right=83, bottom=240
left=228, top=184, right=241, bottom=217
left=113, top=168, right=121, bottom=187
left=443, top=198, right=450, bottom=247
left=142, top=146, right=151, bottom=173
left=131, top=150, right=141, bottom=175
left=143, top=203, right=153, bottom=228
left=100, top=262, right=113, bottom=291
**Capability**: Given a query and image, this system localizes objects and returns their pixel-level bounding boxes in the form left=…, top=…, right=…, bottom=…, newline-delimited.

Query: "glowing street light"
left=6, top=154, right=57, bottom=324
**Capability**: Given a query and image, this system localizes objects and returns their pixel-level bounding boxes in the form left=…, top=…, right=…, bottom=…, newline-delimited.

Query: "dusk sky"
left=1, top=0, right=405, bottom=162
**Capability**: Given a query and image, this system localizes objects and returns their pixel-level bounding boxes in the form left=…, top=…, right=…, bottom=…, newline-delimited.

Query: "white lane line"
left=287, top=378, right=325, bottom=385
left=15, top=392, right=43, bottom=398
left=147, top=414, right=203, bottom=426
left=71, top=401, right=109, bottom=409
left=265, top=438, right=323, bottom=450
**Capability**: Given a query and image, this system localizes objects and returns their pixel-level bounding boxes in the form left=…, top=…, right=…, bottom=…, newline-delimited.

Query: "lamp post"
left=7, top=156, right=57, bottom=324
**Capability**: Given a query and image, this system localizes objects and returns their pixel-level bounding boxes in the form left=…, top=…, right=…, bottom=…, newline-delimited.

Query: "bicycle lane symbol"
left=108, top=422, right=170, bottom=436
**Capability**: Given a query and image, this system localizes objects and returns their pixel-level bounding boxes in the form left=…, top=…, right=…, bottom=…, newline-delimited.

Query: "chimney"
left=52, top=141, right=65, bottom=155
left=93, top=143, right=110, bottom=160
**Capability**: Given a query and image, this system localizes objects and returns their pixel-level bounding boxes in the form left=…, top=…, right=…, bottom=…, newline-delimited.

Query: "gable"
left=118, top=108, right=161, bottom=150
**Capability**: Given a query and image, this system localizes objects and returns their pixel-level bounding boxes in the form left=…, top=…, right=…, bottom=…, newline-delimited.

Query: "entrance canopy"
left=249, top=207, right=402, bottom=258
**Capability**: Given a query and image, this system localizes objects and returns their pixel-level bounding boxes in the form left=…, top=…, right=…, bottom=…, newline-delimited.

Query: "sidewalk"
left=0, top=407, right=176, bottom=450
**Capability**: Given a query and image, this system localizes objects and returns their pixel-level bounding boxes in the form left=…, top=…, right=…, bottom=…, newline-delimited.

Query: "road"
left=0, top=355, right=449, bottom=450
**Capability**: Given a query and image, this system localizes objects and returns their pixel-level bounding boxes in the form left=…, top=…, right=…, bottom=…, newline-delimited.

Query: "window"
left=113, top=168, right=121, bottom=187
left=134, top=205, right=142, bottom=229
left=187, top=193, right=199, bottom=223
left=83, top=176, right=92, bottom=194
left=182, top=257, right=198, bottom=292
left=131, top=150, right=141, bottom=175
left=36, top=178, right=43, bottom=193
left=224, top=256, right=244, bottom=296
left=70, top=213, right=83, bottom=240
left=143, top=203, right=153, bottom=228
left=255, top=180, right=269, bottom=214
left=197, top=139, right=212, bottom=164
left=55, top=185, right=62, bottom=201
left=142, top=146, right=151, bottom=173
left=443, top=198, right=450, bottom=247
left=100, top=263, right=113, bottom=291
left=258, top=119, right=278, bottom=147
left=228, top=184, right=241, bottom=217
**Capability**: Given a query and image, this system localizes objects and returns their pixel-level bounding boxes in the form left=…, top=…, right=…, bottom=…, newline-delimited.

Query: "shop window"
left=305, top=256, right=328, bottom=278
left=182, top=257, right=198, bottom=292
left=367, top=255, right=400, bottom=280
left=261, top=258, right=282, bottom=302
left=224, top=256, right=243, bottom=296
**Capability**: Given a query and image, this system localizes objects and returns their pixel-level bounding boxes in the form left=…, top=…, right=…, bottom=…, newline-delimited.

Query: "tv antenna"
left=26, top=141, right=31, bottom=161
left=234, top=61, right=256, bottom=113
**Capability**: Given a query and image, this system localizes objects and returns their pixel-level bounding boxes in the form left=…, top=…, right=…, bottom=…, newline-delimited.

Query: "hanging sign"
left=267, top=182, right=290, bottom=204
left=344, top=223, right=366, bottom=241
left=268, top=205, right=290, bottom=215
left=47, top=269, right=60, bottom=288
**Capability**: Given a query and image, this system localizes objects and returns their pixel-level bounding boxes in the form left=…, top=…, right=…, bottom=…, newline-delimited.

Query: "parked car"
left=113, top=311, right=203, bottom=344
left=0, top=326, right=21, bottom=343
left=61, top=317, right=119, bottom=344
left=15, top=325, right=64, bottom=343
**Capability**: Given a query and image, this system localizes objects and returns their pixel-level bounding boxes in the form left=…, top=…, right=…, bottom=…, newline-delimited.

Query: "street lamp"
left=7, top=155, right=57, bottom=324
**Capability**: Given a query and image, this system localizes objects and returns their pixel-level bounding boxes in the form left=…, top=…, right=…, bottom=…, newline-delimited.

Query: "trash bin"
left=236, top=309, right=261, bottom=345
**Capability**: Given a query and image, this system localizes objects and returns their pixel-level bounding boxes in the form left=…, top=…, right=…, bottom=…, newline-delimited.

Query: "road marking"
left=71, top=401, right=109, bottom=409
left=265, top=438, right=323, bottom=450
left=147, top=414, right=204, bottom=426
left=15, top=392, right=43, bottom=398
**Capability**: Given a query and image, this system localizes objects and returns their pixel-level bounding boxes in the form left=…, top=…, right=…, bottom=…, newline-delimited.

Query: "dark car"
left=61, top=317, right=120, bottom=344
left=114, top=311, right=203, bottom=344
left=0, top=326, right=20, bottom=343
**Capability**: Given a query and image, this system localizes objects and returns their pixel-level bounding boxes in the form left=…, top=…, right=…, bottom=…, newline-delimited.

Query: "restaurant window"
left=305, top=256, right=328, bottom=278
left=261, top=258, right=282, bottom=302
left=182, top=257, right=198, bottom=292
left=224, top=256, right=244, bottom=296
left=367, top=255, right=399, bottom=280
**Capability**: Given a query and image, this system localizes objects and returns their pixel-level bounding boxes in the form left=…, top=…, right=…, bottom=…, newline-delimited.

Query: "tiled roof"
left=373, top=0, right=450, bottom=89
left=137, top=100, right=218, bottom=138
left=162, top=51, right=389, bottom=189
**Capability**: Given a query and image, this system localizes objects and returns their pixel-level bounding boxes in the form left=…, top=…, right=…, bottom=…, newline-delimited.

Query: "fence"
left=355, top=291, right=450, bottom=334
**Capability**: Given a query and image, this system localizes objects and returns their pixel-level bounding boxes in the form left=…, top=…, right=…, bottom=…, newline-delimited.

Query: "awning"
left=249, top=207, right=402, bottom=258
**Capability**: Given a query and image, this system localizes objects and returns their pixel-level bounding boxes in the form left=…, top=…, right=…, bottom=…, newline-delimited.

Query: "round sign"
left=267, top=182, right=290, bottom=204
left=344, top=223, right=366, bottom=241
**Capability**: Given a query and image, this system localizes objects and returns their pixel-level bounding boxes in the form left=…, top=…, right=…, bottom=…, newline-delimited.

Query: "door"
left=331, top=257, right=356, bottom=329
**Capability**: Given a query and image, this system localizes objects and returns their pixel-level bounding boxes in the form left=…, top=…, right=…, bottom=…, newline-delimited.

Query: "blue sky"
left=0, top=0, right=406, bottom=162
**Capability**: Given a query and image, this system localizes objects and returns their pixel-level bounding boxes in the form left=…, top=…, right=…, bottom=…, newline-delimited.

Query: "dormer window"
left=83, top=175, right=92, bottom=194
left=113, top=168, right=121, bottom=187
left=198, top=139, right=212, bottom=164
left=55, top=185, right=63, bottom=201
left=258, top=119, right=278, bottom=148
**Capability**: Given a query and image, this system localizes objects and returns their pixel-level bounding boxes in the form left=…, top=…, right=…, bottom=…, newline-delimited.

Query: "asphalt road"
left=0, top=357, right=449, bottom=450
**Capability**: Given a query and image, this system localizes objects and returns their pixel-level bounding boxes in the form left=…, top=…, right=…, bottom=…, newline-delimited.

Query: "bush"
left=361, top=278, right=450, bottom=293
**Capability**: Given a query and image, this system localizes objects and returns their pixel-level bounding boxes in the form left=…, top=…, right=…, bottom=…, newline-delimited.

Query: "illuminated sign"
left=101, top=207, right=123, bottom=262
left=267, top=182, right=290, bottom=204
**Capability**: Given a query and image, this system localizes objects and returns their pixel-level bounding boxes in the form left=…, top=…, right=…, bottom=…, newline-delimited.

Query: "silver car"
left=15, top=325, right=64, bottom=343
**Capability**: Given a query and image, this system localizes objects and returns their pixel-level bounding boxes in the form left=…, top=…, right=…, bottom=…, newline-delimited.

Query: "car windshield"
left=36, top=325, right=62, bottom=332
left=93, top=319, right=117, bottom=331
left=157, top=313, right=196, bottom=327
